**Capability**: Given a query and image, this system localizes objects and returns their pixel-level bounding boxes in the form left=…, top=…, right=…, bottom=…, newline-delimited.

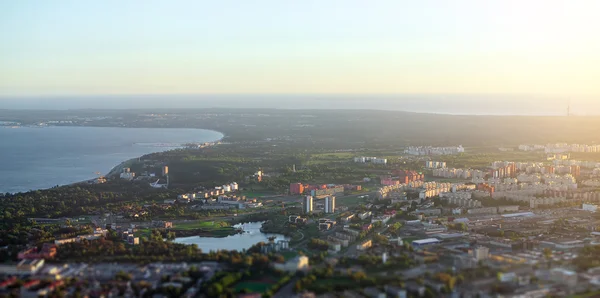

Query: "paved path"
left=273, top=277, right=298, bottom=298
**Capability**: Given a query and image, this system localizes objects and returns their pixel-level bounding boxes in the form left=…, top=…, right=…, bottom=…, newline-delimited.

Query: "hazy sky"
left=1, top=0, right=599, bottom=96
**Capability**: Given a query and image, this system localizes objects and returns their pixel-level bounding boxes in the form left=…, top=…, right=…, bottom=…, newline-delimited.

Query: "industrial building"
left=289, top=183, right=305, bottom=195
left=411, top=238, right=441, bottom=247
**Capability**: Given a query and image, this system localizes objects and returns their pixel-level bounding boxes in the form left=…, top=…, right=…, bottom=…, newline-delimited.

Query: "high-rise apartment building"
left=324, top=196, right=336, bottom=213
left=303, top=196, right=313, bottom=214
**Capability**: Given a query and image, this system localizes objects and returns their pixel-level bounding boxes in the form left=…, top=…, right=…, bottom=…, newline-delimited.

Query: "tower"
left=303, top=196, right=313, bottom=214
left=324, top=196, right=336, bottom=213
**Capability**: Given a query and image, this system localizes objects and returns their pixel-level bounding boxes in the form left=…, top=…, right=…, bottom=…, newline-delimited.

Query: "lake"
left=174, top=222, right=290, bottom=252
left=0, top=126, right=223, bottom=193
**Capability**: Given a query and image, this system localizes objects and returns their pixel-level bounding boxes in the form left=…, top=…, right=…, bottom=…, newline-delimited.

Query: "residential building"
left=356, top=240, right=373, bottom=251
left=303, top=196, right=313, bottom=214
left=273, top=256, right=309, bottom=272
left=324, top=196, right=335, bottom=213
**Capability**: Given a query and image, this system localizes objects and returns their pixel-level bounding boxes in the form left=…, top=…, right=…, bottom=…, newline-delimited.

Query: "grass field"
left=280, top=251, right=299, bottom=261
left=337, top=196, right=367, bottom=207
left=174, top=220, right=229, bottom=230
left=134, top=228, right=151, bottom=238
left=234, top=273, right=281, bottom=293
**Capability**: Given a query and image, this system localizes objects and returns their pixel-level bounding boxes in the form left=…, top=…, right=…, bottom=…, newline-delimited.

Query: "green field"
left=134, top=228, right=151, bottom=238
left=337, top=196, right=367, bottom=207
left=174, top=220, right=229, bottom=230
left=233, top=273, right=282, bottom=293
left=280, top=251, right=299, bottom=261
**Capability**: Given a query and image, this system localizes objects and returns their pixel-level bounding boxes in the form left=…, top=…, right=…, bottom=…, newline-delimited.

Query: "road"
left=273, top=277, right=298, bottom=298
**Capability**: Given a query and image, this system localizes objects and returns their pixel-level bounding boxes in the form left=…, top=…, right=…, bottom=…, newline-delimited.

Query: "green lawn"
left=134, top=228, right=151, bottom=238
left=280, top=251, right=299, bottom=261
left=174, top=220, right=229, bottom=230
left=337, top=196, right=367, bottom=207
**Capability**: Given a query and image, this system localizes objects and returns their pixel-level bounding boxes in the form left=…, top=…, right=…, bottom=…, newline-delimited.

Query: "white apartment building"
left=303, top=196, right=313, bottom=214
left=324, top=196, right=336, bottom=213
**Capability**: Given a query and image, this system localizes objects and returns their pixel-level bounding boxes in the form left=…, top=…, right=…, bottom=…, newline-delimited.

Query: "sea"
left=1, top=95, right=600, bottom=115
left=0, top=126, right=223, bottom=194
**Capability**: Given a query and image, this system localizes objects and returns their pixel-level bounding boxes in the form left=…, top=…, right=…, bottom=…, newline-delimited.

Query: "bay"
left=0, top=126, right=223, bottom=193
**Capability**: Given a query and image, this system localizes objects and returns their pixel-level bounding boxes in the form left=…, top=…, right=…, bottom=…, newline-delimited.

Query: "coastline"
left=1, top=126, right=225, bottom=194
left=103, top=130, right=226, bottom=178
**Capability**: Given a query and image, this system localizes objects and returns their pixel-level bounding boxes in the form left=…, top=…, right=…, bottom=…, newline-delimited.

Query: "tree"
left=351, top=271, right=367, bottom=281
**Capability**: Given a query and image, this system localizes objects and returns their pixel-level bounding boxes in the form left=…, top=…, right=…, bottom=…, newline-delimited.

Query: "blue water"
left=2, top=95, right=600, bottom=115
left=0, top=126, right=223, bottom=193
left=174, top=222, right=290, bottom=252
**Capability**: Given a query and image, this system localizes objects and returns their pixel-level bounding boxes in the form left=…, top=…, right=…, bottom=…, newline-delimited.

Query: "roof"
left=433, top=233, right=467, bottom=239
left=412, top=238, right=440, bottom=245
left=501, top=212, right=535, bottom=218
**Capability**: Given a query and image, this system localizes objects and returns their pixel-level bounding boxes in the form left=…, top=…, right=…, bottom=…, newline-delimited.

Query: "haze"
left=1, top=0, right=599, bottom=98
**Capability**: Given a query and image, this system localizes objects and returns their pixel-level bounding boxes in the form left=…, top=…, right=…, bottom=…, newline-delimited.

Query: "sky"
left=1, top=0, right=600, bottom=97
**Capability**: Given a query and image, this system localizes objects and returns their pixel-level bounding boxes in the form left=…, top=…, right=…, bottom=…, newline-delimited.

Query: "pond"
left=173, top=222, right=290, bottom=252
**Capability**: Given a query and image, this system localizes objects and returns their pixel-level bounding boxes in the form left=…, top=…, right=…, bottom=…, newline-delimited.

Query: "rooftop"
left=413, top=238, right=441, bottom=245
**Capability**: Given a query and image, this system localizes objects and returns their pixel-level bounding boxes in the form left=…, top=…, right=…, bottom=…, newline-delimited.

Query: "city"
left=2, top=111, right=600, bottom=297
left=3, top=1, right=600, bottom=297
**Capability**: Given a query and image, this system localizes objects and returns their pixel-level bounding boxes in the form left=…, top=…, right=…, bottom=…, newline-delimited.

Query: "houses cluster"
left=424, top=160, right=447, bottom=169
left=288, top=215, right=308, bottom=225
left=519, top=143, right=600, bottom=153
left=377, top=180, right=424, bottom=200
left=380, top=170, right=424, bottom=186
left=177, top=182, right=239, bottom=203
left=290, top=182, right=356, bottom=197
left=439, top=191, right=482, bottom=208
left=433, top=167, right=486, bottom=179
left=404, top=145, right=465, bottom=155
left=326, top=227, right=362, bottom=252
left=318, top=218, right=337, bottom=231
left=17, top=244, right=57, bottom=260
left=0, top=262, right=218, bottom=298
left=353, top=156, right=388, bottom=165
left=195, top=195, right=262, bottom=210
left=53, top=228, right=109, bottom=246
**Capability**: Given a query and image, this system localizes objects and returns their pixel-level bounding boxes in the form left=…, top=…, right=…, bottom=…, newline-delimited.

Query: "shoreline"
left=1, top=126, right=225, bottom=194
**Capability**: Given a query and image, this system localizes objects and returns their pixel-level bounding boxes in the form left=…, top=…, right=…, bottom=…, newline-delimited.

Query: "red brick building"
left=289, top=183, right=305, bottom=195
